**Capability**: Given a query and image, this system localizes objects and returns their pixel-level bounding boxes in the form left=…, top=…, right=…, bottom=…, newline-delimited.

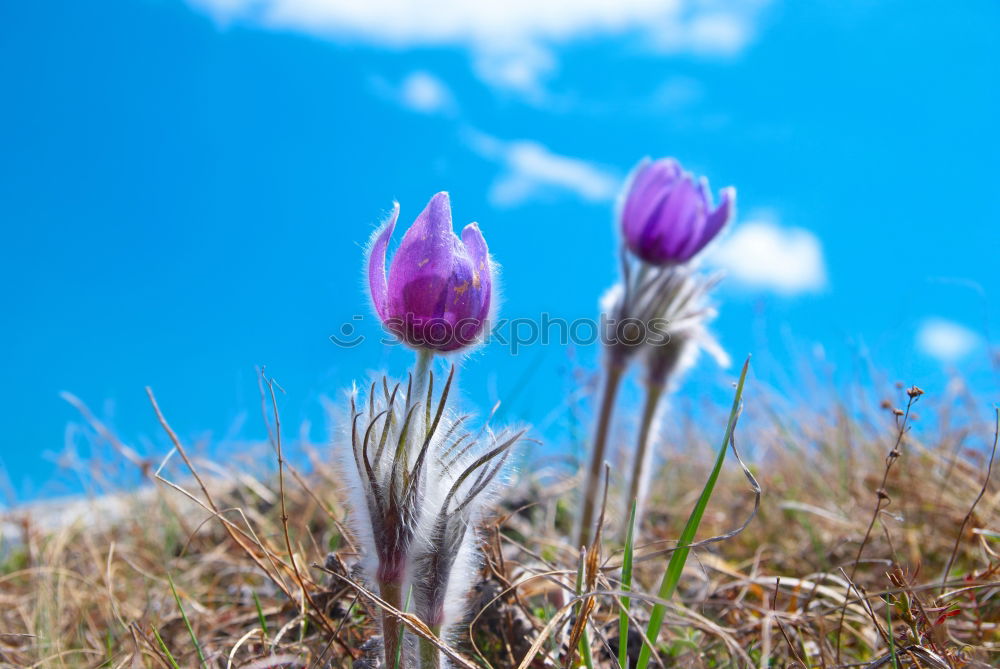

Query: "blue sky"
left=1, top=0, right=998, bottom=501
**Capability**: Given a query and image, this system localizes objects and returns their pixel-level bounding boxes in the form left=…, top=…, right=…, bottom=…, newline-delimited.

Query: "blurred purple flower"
left=368, top=192, right=492, bottom=352
left=621, top=158, right=735, bottom=265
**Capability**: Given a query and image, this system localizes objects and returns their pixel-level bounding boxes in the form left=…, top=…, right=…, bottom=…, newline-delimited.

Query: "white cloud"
left=687, top=13, right=753, bottom=54
left=369, top=70, right=457, bottom=115
left=916, top=318, right=980, bottom=364
left=709, top=220, right=827, bottom=295
left=186, top=0, right=770, bottom=95
left=472, top=43, right=556, bottom=100
left=399, top=71, right=456, bottom=114
left=465, top=131, right=619, bottom=207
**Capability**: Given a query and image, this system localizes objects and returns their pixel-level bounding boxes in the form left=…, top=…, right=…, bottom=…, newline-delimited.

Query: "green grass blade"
left=167, top=573, right=207, bottom=666
left=252, top=590, right=269, bottom=639
left=579, top=623, right=594, bottom=668
left=152, top=627, right=181, bottom=669
left=574, top=550, right=594, bottom=669
left=104, top=629, right=114, bottom=667
left=618, top=498, right=637, bottom=669
left=636, top=357, right=750, bottom=669
left=886, top=597, right=900, bottom=669
left=392, top=585, right=413, bottom=669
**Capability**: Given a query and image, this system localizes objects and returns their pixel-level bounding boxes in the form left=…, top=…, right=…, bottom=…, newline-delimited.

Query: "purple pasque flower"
left=621, top=158, right=735, bottom=266
left=368, top=192, right=492, bottom=352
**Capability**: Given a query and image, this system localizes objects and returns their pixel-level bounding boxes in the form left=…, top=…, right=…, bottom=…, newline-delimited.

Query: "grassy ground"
left=0, top=379, right=997, bottom=668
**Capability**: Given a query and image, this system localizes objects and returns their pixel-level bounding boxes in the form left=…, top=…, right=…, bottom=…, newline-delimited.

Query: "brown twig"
left=772, top=577, right=808, bottom=668
left=835, top=386, right=922, bottom=661
left=261, top=371, right=354, bottom=657
left=941, top=407, right=998, bottom=588
left=145, top=386, right=293, bottom=598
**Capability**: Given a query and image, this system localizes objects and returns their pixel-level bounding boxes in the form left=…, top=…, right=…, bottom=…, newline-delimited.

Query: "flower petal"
left=624, top=159, right=682, bottom=246
left=678, top=185, right=733, bottom=260
left=387, top=192, right=460, bottom=321
left=702, top=186, right=735, bottom=248
left=672, top=176, right=714, bottom=261
left=366, top=202, right=399, bottom=321
left=646, top=174, right=703, bottom=262
left=461, top=222, right=491, bottom=325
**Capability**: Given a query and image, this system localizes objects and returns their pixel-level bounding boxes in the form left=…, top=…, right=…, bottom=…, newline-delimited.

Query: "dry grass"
left=1, top=378, right=997, bottom=668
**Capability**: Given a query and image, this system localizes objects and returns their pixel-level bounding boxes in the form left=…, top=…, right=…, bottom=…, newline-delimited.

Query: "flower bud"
left=368, top=192, right=492, bottom=352
left=621, top=158, right=734, bottom=265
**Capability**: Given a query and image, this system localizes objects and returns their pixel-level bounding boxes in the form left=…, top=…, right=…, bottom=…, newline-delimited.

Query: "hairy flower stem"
left=380, top=580, right=406, bottom=669
left=412, top=349, right=434, bottom=406
left=418, top=627, right=442, bottom=668
left=578, top=359, right=626, bottom=547
left=624, top=382, right=664, bottom=540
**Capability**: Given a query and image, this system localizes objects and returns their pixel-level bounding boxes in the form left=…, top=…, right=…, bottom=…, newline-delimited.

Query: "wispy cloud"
left=916, top=318, right=981, bottom=364
left=401, top=71, right=456, bottom=115
left=369, top=70, right=457, bottom=116
left=186, top=0, right=771, bottom=96
left=464, top=130, right=619, bottom=207
left=709, top=218, right=827, bottom=295
left=472, top=43, right=556, bottom=100
left=649, top=12, right=756, bottom=56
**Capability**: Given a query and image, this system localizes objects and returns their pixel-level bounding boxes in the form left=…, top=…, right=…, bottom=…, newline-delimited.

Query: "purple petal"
left=366, top=202, right=399, bottom=321
left=703, top=187, right=735, bottom=242
left=650, top=175, right=704, bottom=261
left=387, top=192, right=460, bottom=321
left=684, top=186, right=734, bottom=259
left=622, top=159, right=682, bottom=248
left=672, top=176, right=714, bottom=260
left=461, top=222, right=491, bottom=324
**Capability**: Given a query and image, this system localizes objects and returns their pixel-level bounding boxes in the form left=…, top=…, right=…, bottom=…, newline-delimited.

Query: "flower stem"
left=578, top=359, right=626, bottom=547
left=624, top=382, right=664, bottom=540
left=380, top=580, right=406, bottom=669
left=417, top=626, right=442, bottom=669
left=410, top=348, right=436, bottom=451
left=411, top=349, right=434, bottom=405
